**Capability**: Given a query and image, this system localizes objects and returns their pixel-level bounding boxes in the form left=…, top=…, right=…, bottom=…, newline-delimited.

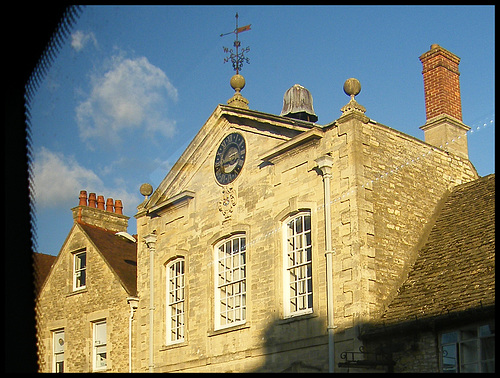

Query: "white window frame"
left=166, top=257, right=185, bottom=345
left=214, top=234, right=247, bottom=330
left=440, top=323, right=495, bottom=373
left=283, top=211, right=313, bottom=318
left=52, top=329, right=65, bottom=373
left=92, top=320, right=107, bottom=372
left=72, top=251, right=86, bottom=291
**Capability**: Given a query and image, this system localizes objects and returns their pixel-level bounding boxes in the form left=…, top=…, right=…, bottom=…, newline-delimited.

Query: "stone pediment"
left=137, top=104, right=317, bottom=216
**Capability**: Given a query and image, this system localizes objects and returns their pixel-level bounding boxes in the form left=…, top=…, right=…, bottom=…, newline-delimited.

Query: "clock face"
left=214, top=133, right=246, bottom=185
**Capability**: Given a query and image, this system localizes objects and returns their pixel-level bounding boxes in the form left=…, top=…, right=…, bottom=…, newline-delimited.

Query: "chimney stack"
left=72, top=190, right=129, bottom=232
left=419, top=44, right=470, bottom=159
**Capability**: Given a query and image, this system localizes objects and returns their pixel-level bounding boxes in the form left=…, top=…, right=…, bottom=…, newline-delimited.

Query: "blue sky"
left=29, top=5, right=495, bottom=255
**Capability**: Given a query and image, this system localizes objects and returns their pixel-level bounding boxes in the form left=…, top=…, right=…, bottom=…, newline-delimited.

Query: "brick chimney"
left=72, top=190, right=129, bottom=232
left=419, top=44, right=470, bottom=159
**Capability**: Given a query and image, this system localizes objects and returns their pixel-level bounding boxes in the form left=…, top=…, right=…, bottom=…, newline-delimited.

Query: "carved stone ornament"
left=218, top=186, right=237, bottom=219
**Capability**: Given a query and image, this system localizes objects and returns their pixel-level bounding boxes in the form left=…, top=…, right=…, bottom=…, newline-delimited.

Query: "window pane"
left=55, top=361, right=64, bottom=373
left=460, top=340, right=478, bottom=365
left=461, top=328, right=477, bottom=341
left=94, top=322, right=106, bottom=345
left=481, top=336, right=495, bottom=360
left=75, top=253, right=86, bottom=269
left=53, top=330, right=65, bottom=354
left=481, top=361, right=495, bottom=373
left=95, top=345, right=107, bottom=368
left=442, top=331, right=458, bottom=344
left=479, top=324, right=493, bottom=337
left=77, top=270, right=86, bottom=287
left=442, top=344, right=457, bottom=372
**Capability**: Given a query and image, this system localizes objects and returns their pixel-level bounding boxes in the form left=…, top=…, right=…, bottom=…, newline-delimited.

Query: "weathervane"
left=221, top=13, right=251, bottom=74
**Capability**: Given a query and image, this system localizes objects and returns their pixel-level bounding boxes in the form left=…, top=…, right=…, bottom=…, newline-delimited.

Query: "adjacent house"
left=34, top=192, right=138, bottom=372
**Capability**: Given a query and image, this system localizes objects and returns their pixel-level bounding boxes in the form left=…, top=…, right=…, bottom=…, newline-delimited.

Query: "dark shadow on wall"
left=247, top=304, right=495, bottom=373
left=249, top=315, right=329, bottom=373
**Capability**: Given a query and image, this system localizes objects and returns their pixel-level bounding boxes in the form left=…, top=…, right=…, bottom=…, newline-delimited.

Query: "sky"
left=29, top=5, right=495, bottom=256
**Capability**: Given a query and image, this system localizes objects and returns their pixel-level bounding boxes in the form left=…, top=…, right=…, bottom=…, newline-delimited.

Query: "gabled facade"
left=35, top=192, right=138, bottom=373
left=133, top=45, right=483, bottom=372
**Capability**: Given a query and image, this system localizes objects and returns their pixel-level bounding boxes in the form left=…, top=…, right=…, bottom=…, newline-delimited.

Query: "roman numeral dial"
left=214, top=133, right=246, bottom=185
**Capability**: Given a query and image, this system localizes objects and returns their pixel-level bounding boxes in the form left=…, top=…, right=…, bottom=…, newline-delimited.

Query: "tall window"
left=283, top=212, right=313, bottom=317
left=73, top=251, right=86, bottom=290
left=166, top=258, right=185, bottom=344
left=93, top=320, right=107, bottom=371
left=53, top=329, right=65, bottom=373
left=441, top=323, right=495, bottom=373
left=215, top=234, right=246, bottom=330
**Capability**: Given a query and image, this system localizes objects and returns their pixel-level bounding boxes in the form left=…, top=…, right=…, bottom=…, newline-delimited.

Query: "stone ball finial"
left=140, top=183, right=153, bottom=198
left=343, top=78, right=361, bottom=97
left=230, top=74, right=246, bottom=92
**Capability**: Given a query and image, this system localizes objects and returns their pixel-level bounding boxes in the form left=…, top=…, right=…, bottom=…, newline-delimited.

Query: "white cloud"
left=71, top=30, right=98, bottom=52
left=76, top=55, right=178, bottom=146
left=32, top=147, right=141, bottom=212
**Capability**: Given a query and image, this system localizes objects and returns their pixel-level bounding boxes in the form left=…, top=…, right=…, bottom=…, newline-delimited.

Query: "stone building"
left=35, top=191, right=138, bottom=372
left=132, top=44, right=493, bottom=372
left=34, top=44, right=494, bottom=373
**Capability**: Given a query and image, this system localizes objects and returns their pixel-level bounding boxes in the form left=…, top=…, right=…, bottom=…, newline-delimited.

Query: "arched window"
left=166, top=257, right=185, bottom=344
left=214, top=234, right=246, bottom=330
left=283, top=211, right=313, bottom=317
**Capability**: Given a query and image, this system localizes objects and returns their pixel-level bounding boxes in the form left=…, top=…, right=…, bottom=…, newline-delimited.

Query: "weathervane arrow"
left=220, top=12, right=251, bottom=37
left=221, top=12, right=251, bottom=74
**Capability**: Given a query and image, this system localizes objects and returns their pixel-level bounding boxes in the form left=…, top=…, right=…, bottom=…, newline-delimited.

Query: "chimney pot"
left=106, top=198, right=114, bottom=212
left=88, top=193, right=97, bottom=208
left=114, top=200, right=123, bottom=214
left=79, top=190, right=88, bottom=206
left=97, top=195, right=105, bottom=210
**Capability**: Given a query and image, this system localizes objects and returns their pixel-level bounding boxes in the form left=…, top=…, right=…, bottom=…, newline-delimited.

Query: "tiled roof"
left=78, top=223, right=137, bottom=296
left=378, top=174, right=495, bottom=327
left=33, top=252, right=57, bottom=295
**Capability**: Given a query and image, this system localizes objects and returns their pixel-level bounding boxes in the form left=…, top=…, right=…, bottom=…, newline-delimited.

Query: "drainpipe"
left=315, top=155, right=335, bottom=373
left=144, top=232, right=157, bottom=373
left=127, top=297, right=139, bottom=373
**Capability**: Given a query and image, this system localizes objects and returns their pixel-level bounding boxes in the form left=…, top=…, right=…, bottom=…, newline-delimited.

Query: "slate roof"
left=33, top=252, right=57, bottom=295
left=78, top=223, right=137, bottom=296
left=376, top=174, right=495, bottom=328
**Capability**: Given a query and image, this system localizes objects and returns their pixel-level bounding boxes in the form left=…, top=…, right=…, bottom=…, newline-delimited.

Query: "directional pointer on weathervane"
left=220, top=12, right=251, bottom=74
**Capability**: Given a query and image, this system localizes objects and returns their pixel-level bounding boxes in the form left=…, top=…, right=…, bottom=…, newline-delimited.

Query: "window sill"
left=279, top=312, right=318, bottom=324
left=208, top=322, right=250, bottom=337
left=160, top=340, right=188, bottom=351
left=66, top=288, right=88, bottom=297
